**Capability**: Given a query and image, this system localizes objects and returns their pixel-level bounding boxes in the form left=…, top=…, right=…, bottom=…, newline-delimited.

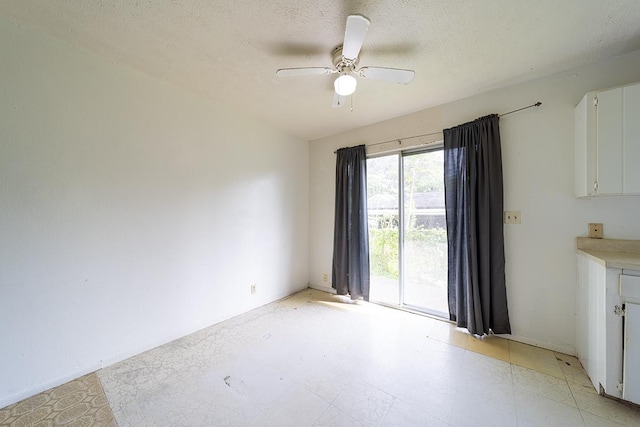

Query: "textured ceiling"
left=2, top=1, right=640, bottom=140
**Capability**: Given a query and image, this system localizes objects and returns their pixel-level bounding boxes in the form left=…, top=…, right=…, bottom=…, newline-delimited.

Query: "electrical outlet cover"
left=588, top=223, right=603, bottom=239
left=504, top=211, right=521, bottom=224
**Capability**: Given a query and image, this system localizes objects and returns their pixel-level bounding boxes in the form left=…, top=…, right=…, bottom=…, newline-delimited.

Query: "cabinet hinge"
left=614, top=305, right=626, bottom=316
left=617, top=382, right=624, bottom=393
left=593, top=96, right=598, bottom=107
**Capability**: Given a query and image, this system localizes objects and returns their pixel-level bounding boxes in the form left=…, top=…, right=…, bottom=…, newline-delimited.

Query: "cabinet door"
left=597, top=87, right=624, bottom=194
left=576, top=253, right=604, bottom=391
left=624, top=83, right=640, bottom=194
left=575, top=93, right=597, bottom=196
left=623, top=303, right=640, bottom=404
left=576, top=255, right=588, bottom=360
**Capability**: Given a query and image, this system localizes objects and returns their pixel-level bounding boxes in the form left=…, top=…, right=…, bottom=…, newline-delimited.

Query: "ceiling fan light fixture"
left=334, top=73, right=357, bottom=96
left=275, top=15, right=415, bottom=108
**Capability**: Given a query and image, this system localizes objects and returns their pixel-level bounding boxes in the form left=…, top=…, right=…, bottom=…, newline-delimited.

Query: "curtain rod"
left=334, top=101, right=542, bottom=153
left=498, top=101, right=542, bottom=117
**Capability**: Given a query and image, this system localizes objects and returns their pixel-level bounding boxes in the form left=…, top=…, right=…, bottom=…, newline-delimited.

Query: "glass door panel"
left=402, top=150, right=448, bottom=316
left=367, top=155, right=400, bottom=305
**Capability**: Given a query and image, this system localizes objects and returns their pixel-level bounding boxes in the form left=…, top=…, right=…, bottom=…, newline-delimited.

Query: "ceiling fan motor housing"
left=332, top=46, right=358, bottom=73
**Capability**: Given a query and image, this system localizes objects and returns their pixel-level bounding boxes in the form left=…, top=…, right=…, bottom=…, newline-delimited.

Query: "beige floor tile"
left=382, top=398, right=450, bottom=427
left=465, top=334, right=510, bottom=362
left=581, top=410, right=627, bottom=427
left=332, top=379, right=395, bottom=425
left=511, top=365, right=576, bottom=407
left=258, top=384, right=330, bottom=427
left=280, top=288, right=337, bottom=308
left=509, top=340, right=564, bottom=379
left=569, top=381, right=640, bottom=426
left=555, top=352, right=594, bottom=388
left=448, top=379, right=517, bottom=426
left=313, top=404, right=369, bottom=427
left=514, top=389, right=584, bottom=427
left=426, top=321, right=469, bottom=349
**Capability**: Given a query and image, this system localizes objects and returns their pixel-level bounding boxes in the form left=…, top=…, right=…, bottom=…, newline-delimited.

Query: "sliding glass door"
left=367, top=154, right=400, bottom=305
left=367, top=148, right=448, bottom=317
left=401, top=150, right=448, bottom=315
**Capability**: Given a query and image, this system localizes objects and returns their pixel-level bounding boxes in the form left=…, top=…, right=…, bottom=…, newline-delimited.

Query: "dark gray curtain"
left=443, top=114, right=511, bottom=335
left=332, top=145, right=370, bottom=301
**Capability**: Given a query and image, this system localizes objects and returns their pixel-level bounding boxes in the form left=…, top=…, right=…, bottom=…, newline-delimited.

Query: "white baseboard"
left=495, top=334, right=575, bottom=356
left=308, top=283, right=336, bottom=294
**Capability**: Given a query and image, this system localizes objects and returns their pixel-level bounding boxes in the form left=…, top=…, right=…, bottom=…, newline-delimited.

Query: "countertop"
left=577, top=237, right=640, bottom=270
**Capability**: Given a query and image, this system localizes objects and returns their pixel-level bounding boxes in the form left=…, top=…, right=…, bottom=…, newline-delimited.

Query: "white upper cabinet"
left=624, top=83, right=640, bottom=194
left=574, top=91, right=597, bottom=196
left=575, top=82, right=640, bottom=197
left=596, top=87, right=624, bottom=194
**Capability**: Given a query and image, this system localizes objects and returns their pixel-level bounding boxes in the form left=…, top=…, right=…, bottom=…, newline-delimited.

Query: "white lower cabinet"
left=576, top=254, right=623, bottom=397
left=623, top=302, right=640, bottom=403
left=620, top=273, right=640, bottom=404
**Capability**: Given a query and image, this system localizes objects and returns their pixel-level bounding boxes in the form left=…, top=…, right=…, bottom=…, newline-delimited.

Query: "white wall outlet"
left=504, top=211, right=521, bottom=224
left=250, top=284, right=256, bottom=294
left=323, top=273, right=328, bottom=282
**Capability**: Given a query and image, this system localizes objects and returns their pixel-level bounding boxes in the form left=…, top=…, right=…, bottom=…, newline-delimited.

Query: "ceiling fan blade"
left=332, top=92, right=346, bottom=108
left=358, top=67, right=415, bottom=84
left=276, top=67, right=336, bottom=77
left=342, top=15, right=370, bottom=60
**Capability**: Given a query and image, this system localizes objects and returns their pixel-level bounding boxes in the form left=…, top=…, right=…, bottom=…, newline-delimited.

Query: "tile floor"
left=3, top=288, right=640, bottom=426
left=0, top=372, right=116, bottom=426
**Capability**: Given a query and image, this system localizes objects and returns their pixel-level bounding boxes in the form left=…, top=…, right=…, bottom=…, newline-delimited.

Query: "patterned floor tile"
left=0, top=373, right=116, bottom=427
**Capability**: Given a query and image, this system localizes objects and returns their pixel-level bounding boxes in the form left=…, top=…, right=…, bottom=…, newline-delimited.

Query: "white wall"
left=0, top=17, right=308, bottom=407
left=309, top=49, right=640, bottom=355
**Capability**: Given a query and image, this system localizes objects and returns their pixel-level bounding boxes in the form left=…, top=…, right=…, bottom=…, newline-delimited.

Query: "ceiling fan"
left=276, top=14, right=415, bottom=108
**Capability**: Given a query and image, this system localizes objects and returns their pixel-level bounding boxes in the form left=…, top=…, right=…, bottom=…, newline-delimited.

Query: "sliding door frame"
left=367, top=144, right=446, bottom=318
